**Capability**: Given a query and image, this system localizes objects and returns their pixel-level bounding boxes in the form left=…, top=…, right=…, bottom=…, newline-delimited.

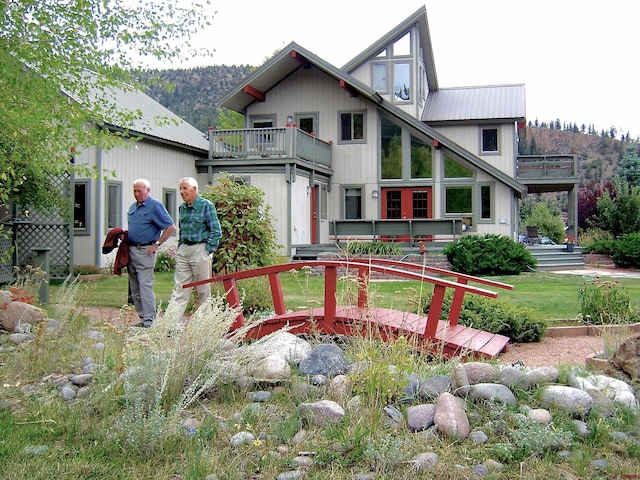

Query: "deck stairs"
left=527, top=245, right=585, bottom=271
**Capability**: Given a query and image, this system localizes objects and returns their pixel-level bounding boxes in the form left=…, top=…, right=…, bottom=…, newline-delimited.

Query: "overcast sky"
left=160, top=0, right=639, bottom=139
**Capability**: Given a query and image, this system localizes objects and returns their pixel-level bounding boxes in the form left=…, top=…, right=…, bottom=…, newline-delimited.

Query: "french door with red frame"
left=380, top=187, right=432, bottom=241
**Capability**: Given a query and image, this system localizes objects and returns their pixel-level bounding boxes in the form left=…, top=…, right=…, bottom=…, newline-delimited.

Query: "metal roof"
left=64, top=73, right=208, bottom=152
left=423, top=84, right=526, bottom=123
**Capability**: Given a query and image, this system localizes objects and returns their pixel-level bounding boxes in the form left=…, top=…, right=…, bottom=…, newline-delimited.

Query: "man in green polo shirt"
left=168, top=176, right=221, bottom=321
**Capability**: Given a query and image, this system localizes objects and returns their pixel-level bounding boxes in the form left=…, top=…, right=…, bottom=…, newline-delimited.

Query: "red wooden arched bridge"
left=185, top=259, right=514, bottom=359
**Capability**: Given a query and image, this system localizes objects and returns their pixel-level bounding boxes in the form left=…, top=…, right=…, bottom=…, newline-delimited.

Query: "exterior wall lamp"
left=372, top=190, right=379, bottom=199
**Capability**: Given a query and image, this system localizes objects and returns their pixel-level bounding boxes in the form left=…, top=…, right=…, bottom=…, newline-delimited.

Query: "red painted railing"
left=184, top=259, right=513, bottom=342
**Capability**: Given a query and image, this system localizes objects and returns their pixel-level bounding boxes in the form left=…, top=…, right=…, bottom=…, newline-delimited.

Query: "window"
left=296, top=113, right=318, bottom=136
left=410, top=136, right=432, bottom=179
left=344, top=187, right=362, bottom=219
left=163, top=188, right=177, bottom=229
left=393, top=62, right=411, bottom=101
left=73, top=180, right=90, bottom=235
left=481, top=127, right=499, bottom=154
left=445, top=186, right=472, bottom=215
left=373, top=63, right=387, bottom=91
left=321, top=185, right=328, bottom=220
left=381, top=117, right=402, bottom=179
left=393, top=32, right=411, bottom=56
left=251, top=116, right=274, bottom=147
left=480, top=184, right=493, bottom=221
left=444, top=155, right=473, bottom=178
left=339, top=111, right=365, bottom=143
left=106, top=181, right=122, bottom=229
left=385, top=190, right=402, bottom=219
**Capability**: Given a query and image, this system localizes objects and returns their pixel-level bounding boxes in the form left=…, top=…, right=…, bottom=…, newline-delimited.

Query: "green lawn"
left=51, top=270, right=640, bottom=322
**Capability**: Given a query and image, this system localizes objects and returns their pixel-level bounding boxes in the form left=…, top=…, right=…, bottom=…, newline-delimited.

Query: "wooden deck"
left=185, top=259, right=513, bottom=360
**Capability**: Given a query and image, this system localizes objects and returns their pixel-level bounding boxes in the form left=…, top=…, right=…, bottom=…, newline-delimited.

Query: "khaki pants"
left=169, top=243, right=212, bottom=321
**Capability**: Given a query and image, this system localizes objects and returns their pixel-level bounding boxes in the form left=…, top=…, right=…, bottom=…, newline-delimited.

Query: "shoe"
left=133, top=321, right=152, bottom=328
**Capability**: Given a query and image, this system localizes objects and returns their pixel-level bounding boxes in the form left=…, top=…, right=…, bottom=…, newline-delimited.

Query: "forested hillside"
left=142, top=65, right=637, bottom=187
left=140, top=65, right=253, bottom=132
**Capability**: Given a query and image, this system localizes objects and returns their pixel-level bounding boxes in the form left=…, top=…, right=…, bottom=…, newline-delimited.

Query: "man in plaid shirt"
left=168, top=176, right=221, bottom=321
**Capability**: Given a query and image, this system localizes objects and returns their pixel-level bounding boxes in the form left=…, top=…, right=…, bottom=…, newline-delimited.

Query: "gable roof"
left=219, top=43, right=526, bottom=197
left=341, top=6, right=438, bottom=93
left=423, top=84, right=526, bottom=123
left=64, top=73, right=208, bottom=152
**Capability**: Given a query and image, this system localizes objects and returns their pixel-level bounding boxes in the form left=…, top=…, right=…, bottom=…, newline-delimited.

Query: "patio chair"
left=526, top=226, right=540, bottom=245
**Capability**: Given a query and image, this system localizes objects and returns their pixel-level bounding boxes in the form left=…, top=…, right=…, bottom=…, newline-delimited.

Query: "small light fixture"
left=372, top=190, right=379, bottom=199
left=286, top=115, right=294, bottom=126
left=306, top=185, right=311, bottom=194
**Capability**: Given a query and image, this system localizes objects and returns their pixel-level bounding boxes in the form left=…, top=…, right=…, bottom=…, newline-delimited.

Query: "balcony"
left=516, top=154, right=579, bottom=193
left=208, top=127, right=332, bottom=169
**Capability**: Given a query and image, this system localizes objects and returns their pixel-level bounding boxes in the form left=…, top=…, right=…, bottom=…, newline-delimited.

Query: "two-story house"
left=205, top=6, right=573, bottom=258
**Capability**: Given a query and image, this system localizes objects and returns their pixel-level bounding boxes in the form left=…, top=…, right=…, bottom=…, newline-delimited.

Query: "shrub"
left=577, top=227, right=613, bottom=250
left=611, top=232, right=640, bottom=268
left=154, top=245, right=176, bottom=272
left=344, top=241, right=404, bottom=256
left=202, top=173, right=281, bottom=274
left=73, top=264, right=103, bottom=275
left=521, top=201, right=565, bottom=243
left=442, top=234, right=536, bottom=275
left=422, top=292, right=547, bottom=343
left=419, top=291, right=547, bottom=342
left=578, top=278, right=637, bottom=325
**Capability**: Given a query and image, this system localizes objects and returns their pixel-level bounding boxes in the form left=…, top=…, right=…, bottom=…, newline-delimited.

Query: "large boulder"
left=608, top=334, right=640, bottom=383
left=1, top=301, right=48, bottom=332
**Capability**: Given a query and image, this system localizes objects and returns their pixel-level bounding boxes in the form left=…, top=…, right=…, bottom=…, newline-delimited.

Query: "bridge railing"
left=185, top=259, right=513, bottom=341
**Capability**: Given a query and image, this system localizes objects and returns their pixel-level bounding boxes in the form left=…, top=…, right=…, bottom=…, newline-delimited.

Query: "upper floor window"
left=339, top=111, right=365, bottom=143
left=481, top=127, right=499, bottom=154
left=393, top=62, right=411, bottom=102
left=373, top=63, right=387, bottom=91
left=393, top=32, right=411, bottom=56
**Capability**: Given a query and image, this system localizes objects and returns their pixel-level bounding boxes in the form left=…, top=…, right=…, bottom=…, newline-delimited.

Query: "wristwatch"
left=155, top=241, right=161, bottom=246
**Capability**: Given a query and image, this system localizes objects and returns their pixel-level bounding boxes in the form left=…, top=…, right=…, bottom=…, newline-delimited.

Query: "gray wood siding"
left=74, top=139, right=197, bottom=267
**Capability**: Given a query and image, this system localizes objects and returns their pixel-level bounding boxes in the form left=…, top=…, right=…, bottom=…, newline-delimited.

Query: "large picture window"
left=381, top=117, right=402, bottom=179
left=410, top=136, right=432, bottom=179
left=445, top=186, right=472, bottom=216
left=444, top=155, right=473, bottom=178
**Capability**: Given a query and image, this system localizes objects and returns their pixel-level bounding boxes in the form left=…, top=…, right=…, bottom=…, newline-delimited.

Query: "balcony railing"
left=209, top=127, right=332, bottom=168
left=516, top=154, right=577, bottom=179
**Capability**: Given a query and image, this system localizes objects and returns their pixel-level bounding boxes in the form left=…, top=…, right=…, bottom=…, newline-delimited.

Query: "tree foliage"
left=615, top=144, right=640, bottom=188
left=595, top=179, right=640, bottom=237
left=202, top=173, right=281, bottom=274
left=0, top=0, right=214, bottom=217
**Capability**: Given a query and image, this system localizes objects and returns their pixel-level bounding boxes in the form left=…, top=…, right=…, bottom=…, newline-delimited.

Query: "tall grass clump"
left=112, top=296, right=242, bottom=452
left=578, top=278, right=637, bottom=325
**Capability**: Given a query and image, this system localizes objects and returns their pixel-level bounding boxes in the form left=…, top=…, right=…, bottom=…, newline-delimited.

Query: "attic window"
left=393, top=32, right=411, bottom=56
left=393, top=62, right=411, bottom=102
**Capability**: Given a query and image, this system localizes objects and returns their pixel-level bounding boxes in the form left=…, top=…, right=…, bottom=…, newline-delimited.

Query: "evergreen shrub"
left=421, top=292, right=547, bottom=343
left=442, top=234, right=536, bottom=275
left=611, top=232, right=640, bottom=268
